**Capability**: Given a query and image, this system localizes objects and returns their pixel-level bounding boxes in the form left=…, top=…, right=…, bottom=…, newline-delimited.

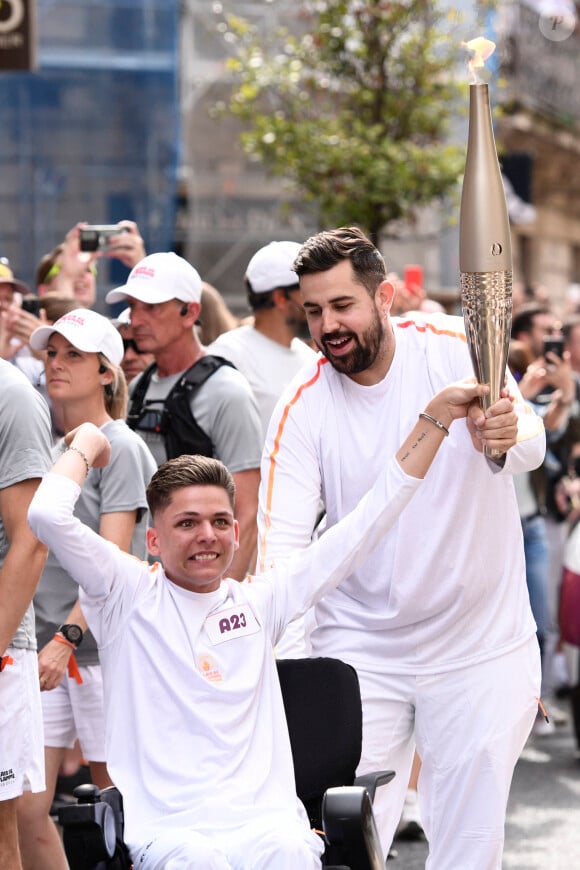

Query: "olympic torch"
left=460, top=38, right=512, bottom=459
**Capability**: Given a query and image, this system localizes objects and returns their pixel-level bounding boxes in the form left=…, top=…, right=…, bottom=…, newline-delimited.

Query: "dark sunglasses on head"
left=122, top=338, right=147, bottom=355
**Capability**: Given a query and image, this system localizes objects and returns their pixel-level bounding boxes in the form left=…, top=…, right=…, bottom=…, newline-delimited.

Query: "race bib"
left=204, top=604, right=260, bottom=645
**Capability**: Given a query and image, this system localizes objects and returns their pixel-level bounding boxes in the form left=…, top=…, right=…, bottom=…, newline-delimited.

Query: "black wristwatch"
left=57, top=624, right=84, bottom=648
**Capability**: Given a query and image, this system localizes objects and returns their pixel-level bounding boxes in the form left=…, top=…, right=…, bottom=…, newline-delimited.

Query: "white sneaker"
left=395, top=789, right=425, bottom=841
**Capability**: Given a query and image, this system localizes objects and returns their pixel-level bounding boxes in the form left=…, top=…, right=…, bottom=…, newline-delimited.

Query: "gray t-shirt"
left=33, top=419, right=157, bottom=666
left=0, top=360, right=52, bottom=650
left=129, top=360, right=263, bottom=471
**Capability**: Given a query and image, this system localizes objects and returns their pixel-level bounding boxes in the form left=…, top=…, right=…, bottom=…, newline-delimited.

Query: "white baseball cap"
left=106, top=252, right=202, bottom=305
left=245, top=241, right=302, bottom=294
left=30, top=308, right=124, bottom=366
left=113, top=306, right=131, bottom=327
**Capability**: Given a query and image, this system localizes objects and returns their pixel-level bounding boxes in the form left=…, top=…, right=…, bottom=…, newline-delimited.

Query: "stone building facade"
left=496, top=0, right=580, bottom=311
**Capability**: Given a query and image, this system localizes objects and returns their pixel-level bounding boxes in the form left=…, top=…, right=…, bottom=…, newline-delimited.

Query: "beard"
left=318, top=306, right=385, bottom=375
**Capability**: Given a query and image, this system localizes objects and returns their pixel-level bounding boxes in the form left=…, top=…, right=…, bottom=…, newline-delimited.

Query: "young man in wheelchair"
left=28, top=378, right=496, bottom=870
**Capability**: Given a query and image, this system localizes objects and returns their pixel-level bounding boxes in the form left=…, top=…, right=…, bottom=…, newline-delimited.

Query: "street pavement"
left=389, top=698, right=580, bottom=869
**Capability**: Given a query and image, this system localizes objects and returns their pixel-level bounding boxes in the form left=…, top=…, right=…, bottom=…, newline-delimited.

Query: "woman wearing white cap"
left=16, top=309, right=157, bottom=869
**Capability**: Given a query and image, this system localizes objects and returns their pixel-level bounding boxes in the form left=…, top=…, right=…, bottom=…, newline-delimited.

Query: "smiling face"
left=301, top=259, right=395, bottom=385
left=146, top=485, right=240, bottom=593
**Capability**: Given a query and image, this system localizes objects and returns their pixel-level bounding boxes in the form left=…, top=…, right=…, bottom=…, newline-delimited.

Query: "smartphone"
left=79, top=225, right=126, bottom=252
left=543, top=337, right=565, bottom=360
left=21, top=297, right=43, bottom=315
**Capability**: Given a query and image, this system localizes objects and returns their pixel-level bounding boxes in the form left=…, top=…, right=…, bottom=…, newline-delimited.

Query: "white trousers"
left=356, top=636, right=541, bottom=870
left=134, top=813, right=323, bottom=870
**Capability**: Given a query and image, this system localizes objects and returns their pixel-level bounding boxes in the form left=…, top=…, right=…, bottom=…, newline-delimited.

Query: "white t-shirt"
left=258, top=313, right=546, bottom=674
left=29, top=456, right=421, bottom=856
left=209, top=326, right=318, bottom=441
left=33, top=420, right=157, bottom=666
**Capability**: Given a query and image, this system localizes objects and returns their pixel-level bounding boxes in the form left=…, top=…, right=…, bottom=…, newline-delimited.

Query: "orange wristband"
left=67, top=654, right=83, bottom=685
left=53, top=633, right=75, bottom=650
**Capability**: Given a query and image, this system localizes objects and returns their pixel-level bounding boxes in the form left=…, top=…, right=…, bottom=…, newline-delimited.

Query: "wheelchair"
left=59, top=657, right=395, bottom=870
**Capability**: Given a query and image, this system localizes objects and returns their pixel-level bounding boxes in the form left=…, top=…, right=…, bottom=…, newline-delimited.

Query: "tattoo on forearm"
left=400, top=430, right=429, bottom=463
left=411, top=431, right=427, bottom=451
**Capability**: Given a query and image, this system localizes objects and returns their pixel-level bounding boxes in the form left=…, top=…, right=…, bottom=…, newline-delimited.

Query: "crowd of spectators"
left=1, top=222, right=577, bottom=869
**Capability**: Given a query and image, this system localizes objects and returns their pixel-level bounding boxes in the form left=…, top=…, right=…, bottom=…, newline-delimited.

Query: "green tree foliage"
left=219, top=0, right=466, bottom=243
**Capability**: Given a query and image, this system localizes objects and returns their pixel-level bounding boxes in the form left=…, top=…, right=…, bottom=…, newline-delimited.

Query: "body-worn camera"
left=79, top=225, right=126, bottom=252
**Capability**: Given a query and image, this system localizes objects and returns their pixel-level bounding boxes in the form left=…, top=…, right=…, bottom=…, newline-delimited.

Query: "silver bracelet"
left=419, top=412, right=450, bottom=437
left=66, top=445, right=91, bottom=477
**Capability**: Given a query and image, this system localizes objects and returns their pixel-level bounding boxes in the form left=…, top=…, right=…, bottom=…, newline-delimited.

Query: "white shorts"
left=42, top=664, right=106, bottom=762
left=0, top=648, right=45, bottom=800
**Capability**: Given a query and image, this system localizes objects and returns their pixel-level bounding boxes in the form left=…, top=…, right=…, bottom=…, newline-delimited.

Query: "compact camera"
left=79, top=225, right=126, bottom=252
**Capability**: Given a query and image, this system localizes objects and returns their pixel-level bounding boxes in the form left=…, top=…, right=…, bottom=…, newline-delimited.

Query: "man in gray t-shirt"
left=0, top=360, right=52, bottom=867
left=106, top=252, right=263, bottom=581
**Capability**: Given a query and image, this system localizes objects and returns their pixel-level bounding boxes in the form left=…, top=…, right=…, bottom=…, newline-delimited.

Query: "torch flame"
left=462, top=37, right=496, bottom=84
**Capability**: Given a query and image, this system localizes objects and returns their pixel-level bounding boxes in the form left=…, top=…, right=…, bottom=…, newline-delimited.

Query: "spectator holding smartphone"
left=511, top=305, right=577, bottom=730
left=2, top=221, right=146, bottom=385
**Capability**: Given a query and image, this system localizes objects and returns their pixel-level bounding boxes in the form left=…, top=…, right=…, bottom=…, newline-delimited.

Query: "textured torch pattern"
left=461, top=272, right=513, bottom=404
left=460, top=83, right=513, bottom=458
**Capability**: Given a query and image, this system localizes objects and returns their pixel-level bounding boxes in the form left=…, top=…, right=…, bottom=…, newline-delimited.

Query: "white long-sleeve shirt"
left=29, top=457, right=421, bottom=855
left=259, top=313, right=546, bottom=673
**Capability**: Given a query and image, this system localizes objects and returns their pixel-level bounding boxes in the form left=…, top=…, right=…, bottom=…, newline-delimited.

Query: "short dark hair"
left=511, top=302, right=552, bottom=338
left=244, top=278, right=276, bottom=311
left=243, top=279, right=300, bottom=311
left=293, top=227, right=387, bottom=296
left=146, top=455, right=236, bottom=519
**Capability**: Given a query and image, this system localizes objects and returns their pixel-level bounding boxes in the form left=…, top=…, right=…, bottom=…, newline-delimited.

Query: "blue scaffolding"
left=0, top=0, right=180, bottom=302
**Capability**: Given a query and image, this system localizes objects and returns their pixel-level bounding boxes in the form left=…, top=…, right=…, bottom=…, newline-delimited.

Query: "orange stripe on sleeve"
left=259, top=358, right=327, bottom=570
left=396, top=318, right=468, bottom=343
